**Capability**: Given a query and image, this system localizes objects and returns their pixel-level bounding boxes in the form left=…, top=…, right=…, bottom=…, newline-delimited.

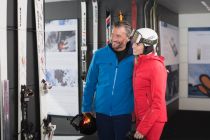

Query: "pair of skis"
left=81, top=0, right=98, bottom=87
left=144, top=0, right=158, bottom=30
left=17, top=0, right=98, bottom=139
left=143, top=0, right=159, bottom=53
left=17, top=0, right=55, bottom=140
left=0, top=0, right=9, bottom=140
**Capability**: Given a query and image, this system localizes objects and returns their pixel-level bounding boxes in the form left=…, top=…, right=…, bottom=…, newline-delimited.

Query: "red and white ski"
left=0, top=0, right=8, bottom=139
left=106, top=9, right=111, bottom=45
left=131, top=0, right=137, bottom=29
left=92, top=0, right=98, bottom=53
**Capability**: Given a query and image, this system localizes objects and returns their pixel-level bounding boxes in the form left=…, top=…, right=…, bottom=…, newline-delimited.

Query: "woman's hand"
left=134, top=131, right=144, bottom=139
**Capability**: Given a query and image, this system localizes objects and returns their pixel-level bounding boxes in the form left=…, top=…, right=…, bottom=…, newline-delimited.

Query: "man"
left=82, top=21, right=134, bottom=140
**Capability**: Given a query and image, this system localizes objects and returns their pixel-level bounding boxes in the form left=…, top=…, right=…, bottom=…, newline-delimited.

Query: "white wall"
left=179, top=13, right=210, bottom=111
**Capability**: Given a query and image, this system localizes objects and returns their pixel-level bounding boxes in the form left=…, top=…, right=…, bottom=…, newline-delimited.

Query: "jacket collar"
left=108, top=41, right=133, bottom=57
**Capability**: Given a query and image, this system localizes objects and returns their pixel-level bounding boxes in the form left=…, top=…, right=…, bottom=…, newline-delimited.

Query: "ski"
left=152, top=0, right=158, bottom=31
left=34, top=0, right=49, bottom=139
left=144, top=0, right=154, bottom=28
left=148, top=0, right=159, bottom=51
left=92, top=0, right=98, bottom=53
left=149, top=0, right=157, bottom=30
left=149, top=2, right=153, bottom=28
left=81, top=0, right=87, bottom=85
left=143, top=0, right=149, bottom=28
left=131, top=0, right=137, bottom=29
left=17, top=0, right=36, bottom=139
left=106, top=9, right=111, bottom=45
left=34, top=0, right=55, bottom=139
left=0, top=0, right=8, bottom=139
left=2, top=80, right=9, bottom=140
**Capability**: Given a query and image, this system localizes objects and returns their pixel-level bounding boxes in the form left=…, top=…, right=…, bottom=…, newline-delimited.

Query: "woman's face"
left=132, top=43, right=144, bottom=56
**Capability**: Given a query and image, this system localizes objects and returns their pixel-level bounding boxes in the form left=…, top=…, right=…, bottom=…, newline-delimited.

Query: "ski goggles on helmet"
left=130, top=29, right=158, bottom=46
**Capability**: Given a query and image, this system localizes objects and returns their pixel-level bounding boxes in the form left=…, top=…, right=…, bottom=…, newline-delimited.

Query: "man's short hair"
left=113, top=21, right=132, bottom=38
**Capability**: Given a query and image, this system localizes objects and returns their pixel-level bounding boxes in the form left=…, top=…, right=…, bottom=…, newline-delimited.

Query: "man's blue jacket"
left=82, top=44, right=134, bottom=116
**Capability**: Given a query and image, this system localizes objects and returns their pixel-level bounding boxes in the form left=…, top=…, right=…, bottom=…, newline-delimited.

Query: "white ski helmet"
left=131, top=28, right=158, bottom=49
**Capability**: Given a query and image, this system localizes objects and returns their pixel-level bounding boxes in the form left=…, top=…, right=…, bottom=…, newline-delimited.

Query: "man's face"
left=111, top=26, right=129, bottom=51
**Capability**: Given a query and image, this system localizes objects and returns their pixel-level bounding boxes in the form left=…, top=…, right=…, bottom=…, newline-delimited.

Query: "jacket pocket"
left=98, top=62, right=112, bottom=84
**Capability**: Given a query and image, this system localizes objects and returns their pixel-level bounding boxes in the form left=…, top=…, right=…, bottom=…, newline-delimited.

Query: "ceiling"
left=45, top=0, right=210, bottom=14
left=158, top=0, right=210, bottom=14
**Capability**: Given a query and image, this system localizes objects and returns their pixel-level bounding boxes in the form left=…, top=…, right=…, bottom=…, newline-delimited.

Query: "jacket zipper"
left=111, top=50, right=132, bottom=95
left=112, top=63, right=118, bottom=95
left=110, top=61, right=118, bottom=116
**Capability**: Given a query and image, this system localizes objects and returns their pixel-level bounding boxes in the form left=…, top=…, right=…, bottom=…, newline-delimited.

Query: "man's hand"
left=82, top=112, right=96, bottom=118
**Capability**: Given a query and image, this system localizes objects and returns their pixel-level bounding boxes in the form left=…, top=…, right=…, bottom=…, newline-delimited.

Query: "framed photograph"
left=188, top=27, right=210, bottom=98
left=45, top=19, right=79, bottom=116
left=159, top=21, right=179, bottom=104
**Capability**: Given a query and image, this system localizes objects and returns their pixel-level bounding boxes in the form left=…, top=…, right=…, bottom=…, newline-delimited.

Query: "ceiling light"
left=201, top=1, right=210, bottom=11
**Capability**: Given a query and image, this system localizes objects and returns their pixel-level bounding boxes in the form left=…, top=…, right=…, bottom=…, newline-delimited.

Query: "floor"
left=53, top=136, right=83, bottom=140
left=53, top=135, right=97, bottom=140
left=53, top=110, right=210, bottom=140
left=160, top=110, right=210, bottom=140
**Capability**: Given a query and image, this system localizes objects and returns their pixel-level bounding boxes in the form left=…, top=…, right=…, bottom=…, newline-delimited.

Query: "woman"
left=132, top=28, right=167, bottom=140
